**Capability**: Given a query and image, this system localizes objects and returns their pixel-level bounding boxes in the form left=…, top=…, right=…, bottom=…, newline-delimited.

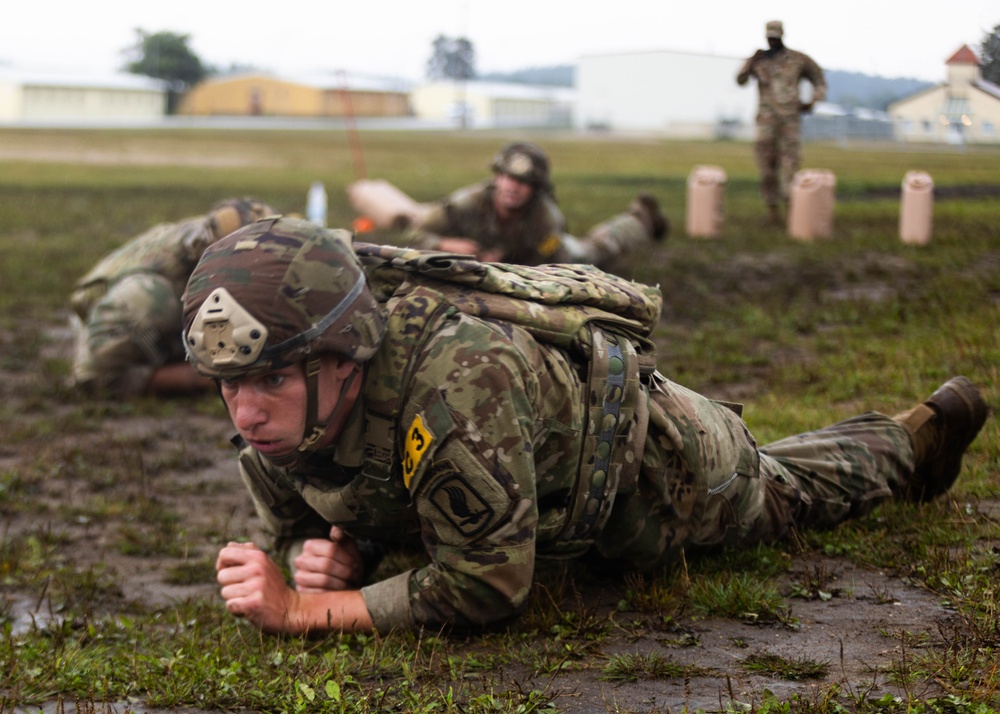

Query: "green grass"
left=687, top=572, right=793, bottom=625
left=739, top=651, right=830, bottom=680
left=1, top=128, right=998, bottom=713
left=599, top=652, right=692, bottom=682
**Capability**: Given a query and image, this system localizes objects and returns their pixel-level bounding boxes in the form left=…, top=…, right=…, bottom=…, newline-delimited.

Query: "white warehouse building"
left=576, top=49, right=761, bottom=138
left=0, top=68, right=167, bottom=124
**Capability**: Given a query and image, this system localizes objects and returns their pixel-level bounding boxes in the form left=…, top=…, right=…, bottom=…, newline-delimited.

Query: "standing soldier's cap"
left=765, top=20, right=784, bottom=38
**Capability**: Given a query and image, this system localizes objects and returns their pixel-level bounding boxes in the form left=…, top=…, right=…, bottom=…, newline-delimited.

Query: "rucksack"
left=354, top=243, right=664, bottom=550
left=355, top=242, right=662, bottom=367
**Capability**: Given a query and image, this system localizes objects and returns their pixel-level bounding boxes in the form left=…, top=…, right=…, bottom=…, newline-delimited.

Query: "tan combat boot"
left=629, top=194, right=669, bottom=241
left=893, top=376, right=988, bottom=502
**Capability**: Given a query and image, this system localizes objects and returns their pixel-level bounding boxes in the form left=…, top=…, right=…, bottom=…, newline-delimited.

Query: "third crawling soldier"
left=180, top=216, right=987, bottom=636
left=737, top=20, right=827, bottom=224
left=406, top=142, right=668, bottom=270
left=69, top=198, right=275, bottom=397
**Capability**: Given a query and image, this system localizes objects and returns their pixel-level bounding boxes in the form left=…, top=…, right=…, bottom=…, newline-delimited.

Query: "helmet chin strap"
left=268, top=357, right=358, bottom=469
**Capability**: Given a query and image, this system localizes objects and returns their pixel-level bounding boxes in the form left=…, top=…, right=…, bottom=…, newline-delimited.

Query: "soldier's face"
left=220, top=358, right=356, bottom=457
left=494, top=173, right=535, bottom=215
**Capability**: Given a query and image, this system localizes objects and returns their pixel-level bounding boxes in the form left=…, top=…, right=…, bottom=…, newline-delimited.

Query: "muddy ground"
left=0, top=319, right=970, bottom=714
left=4, top=129, right=999, bottom=712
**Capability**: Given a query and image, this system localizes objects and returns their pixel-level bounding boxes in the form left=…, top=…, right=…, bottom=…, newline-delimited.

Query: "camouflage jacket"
left=71, top=216, right=215, bottom=319
left=236, top=248, right=663, bottom=632
left=406, top=180, right=568, bottom=265
left=737, top=47, right=827, bottom=118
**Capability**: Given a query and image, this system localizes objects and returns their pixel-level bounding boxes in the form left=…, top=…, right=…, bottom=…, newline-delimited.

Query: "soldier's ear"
left=320, top=355, right=360, bottom=384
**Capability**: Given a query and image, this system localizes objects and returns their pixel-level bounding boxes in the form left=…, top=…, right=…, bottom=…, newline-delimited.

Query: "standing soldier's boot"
left=893, top=376, right=988, bottom=502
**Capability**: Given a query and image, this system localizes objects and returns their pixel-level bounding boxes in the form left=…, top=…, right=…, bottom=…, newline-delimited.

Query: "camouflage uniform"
left=408, top=181, right=654, bottom=270
left=189, top=226, right=915, bottom=634
left=70, top=200, right=273, bottom=396
left=737, top=38, right=827, bottom=210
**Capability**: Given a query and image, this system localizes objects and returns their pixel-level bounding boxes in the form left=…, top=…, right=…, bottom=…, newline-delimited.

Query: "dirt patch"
left=547, top=561, right=953, bottom=712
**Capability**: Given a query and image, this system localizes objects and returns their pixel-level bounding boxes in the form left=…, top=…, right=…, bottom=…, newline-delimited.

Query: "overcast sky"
left=2, top=1, right=997, bottom=83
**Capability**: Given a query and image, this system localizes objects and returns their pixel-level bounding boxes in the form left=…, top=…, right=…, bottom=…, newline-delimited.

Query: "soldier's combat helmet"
left=490, top=142, right=554, bottom=196
left=183, top=215, right=384, bottom=378
left=182, top=216, right=385, bottom=464
left=207, top=197, right=276, bottom=242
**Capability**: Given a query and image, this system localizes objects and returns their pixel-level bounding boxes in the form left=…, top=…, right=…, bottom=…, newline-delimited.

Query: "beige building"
left=409, top=80, right=574, bottom=128
left=177, top=72, right=412, bottom=118
left=0, top=68, right=166, bottom=124
left=888, top=45, right=1000, bottom=144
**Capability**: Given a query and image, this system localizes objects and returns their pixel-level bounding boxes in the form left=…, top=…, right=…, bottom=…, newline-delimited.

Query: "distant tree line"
left=124, top=22, right=1000, bottom=114
left=122, top=30, right=206, bottom=113
left=824, top=71, right=932, bottom=111
left=426, top=35, right=476, bottom=80
left=479, top=65, right=575, bottom=87
left=981, top=22, right=1000, bottom=84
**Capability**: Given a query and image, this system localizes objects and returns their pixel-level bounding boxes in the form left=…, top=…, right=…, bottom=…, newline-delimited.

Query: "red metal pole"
left=337, top=69, right=366, bottom=180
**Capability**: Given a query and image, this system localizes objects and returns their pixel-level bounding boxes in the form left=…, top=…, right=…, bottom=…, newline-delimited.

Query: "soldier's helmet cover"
left=490, top=142, right=553, bottom=195
left=182, top=216, right=386, bottom=379
left=207, top=197, right=277, bottom=241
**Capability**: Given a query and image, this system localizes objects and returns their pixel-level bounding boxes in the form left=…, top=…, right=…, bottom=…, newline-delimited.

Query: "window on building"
left=983, top=120, right=995, bottom=137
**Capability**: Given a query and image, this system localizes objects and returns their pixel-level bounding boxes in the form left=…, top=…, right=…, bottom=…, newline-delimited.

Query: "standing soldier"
left=69, top=198, right=275, bottom=397
left=737, top=21, right=827, bottom=225
left=180, top=217, right=987, bottom=635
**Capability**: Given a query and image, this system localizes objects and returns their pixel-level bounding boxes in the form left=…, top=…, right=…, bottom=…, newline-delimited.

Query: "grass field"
left=0, top=127, right=998, bottom=713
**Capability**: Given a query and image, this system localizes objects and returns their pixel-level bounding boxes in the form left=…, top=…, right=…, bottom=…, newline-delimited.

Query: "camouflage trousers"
left=595, top=376, right=914, bottom=570
left=69, top=273, right=184, bottom=397
left=553, top=214, right=649, bottom=271
left=755, top=110, right=803, bottom=208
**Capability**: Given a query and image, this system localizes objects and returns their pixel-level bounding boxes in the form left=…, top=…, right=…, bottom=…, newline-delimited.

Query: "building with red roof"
left=888, top=45, right=1000, bottom=144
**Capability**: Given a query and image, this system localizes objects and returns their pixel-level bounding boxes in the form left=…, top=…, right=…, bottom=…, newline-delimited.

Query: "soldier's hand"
left=800, top=101, right=815, bottom=114
left=746, top=49, right=767, bottom=68
left=293, top=526, right=365, bottom=592
left=738, top=51, right=765, bottom=83
left=216, top=542, right=300, bottom=633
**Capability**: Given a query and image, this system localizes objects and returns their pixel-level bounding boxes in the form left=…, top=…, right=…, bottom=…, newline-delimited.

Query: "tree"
left=124, top=29, right=208, bottom=111
left=980, top=22, right=1000, bottom=84
left=426, top=35, right=476, bottom=80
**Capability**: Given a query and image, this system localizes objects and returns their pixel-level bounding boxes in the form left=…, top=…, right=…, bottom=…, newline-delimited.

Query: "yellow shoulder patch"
left=538, top=233, right=562, bottom=257
left=403, top=414, right=433, bottom=489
